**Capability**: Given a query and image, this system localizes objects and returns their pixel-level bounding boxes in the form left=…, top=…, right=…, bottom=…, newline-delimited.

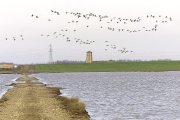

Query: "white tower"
left=86, top=51, right=93, bottom=63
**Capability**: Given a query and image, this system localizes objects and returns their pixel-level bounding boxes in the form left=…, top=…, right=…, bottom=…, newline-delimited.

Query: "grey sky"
left=0, top=0, right=179, bottom=64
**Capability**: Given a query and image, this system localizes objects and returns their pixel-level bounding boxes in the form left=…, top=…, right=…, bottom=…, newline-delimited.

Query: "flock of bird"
left=40, top=30, right=134, bottom=52
left=40, top=30, right=95, bottom=45
left=39, top=10, right=172, bottom=53
left=104, top=41, right=133, bottom=53
left=1, top=9, right=173, bottom=54
left=50, top=10, right=173, bottom=33
left=1, top=35, right=24, bottom=41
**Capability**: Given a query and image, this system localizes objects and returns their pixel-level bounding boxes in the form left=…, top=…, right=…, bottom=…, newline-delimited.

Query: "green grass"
left=0, top=70, right=15, bottom=74
left=34, top=61, right=180, bottom=72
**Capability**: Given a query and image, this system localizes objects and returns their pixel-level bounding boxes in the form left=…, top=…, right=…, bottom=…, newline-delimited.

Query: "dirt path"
left=0, top=76, right=90, bottom=120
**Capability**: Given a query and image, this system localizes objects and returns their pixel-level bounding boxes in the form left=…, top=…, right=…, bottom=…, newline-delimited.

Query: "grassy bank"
left=0, top=70, right=16, bottom=74
left=34, top=61, right=180, bottom=72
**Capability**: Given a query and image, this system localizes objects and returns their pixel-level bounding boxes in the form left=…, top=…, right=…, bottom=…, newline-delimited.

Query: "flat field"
left=34, top=61, right=180, bottom=72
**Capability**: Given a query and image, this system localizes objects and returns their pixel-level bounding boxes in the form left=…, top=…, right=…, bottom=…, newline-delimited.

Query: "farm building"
left=0, top=63, right=16, bottom=70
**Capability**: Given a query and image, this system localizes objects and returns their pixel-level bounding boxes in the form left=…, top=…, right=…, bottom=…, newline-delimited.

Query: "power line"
left=49, top=44, right=54, bottom=64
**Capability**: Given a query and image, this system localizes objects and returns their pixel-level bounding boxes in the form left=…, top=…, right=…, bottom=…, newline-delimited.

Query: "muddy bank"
left=0, top=76, right=90, bottom=120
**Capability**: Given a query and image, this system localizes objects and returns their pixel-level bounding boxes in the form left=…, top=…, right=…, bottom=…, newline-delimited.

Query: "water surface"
left=34, top=72, right=180, bottom=120
left=0, top=74, right=21, bottom=97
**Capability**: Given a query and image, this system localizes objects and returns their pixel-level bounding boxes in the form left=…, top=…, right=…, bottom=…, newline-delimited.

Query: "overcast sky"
left=0, top=0, right=179, bottom=64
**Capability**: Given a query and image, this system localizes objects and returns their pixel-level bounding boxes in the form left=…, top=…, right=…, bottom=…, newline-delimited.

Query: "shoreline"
left=0, top=77, right=20, bottom=99
left=34, top=70, right=180, bottom=73
left=0, top=76, right=90, bottom=120
left=1, top=70, right=180, bottom=75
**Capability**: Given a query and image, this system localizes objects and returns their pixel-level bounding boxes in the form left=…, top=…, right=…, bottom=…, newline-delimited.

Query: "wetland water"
left=1, top=72, right=180, bottom=119
left=0, top=74, right=21, bottom=97
left=34, top=72, right=180, bottom=120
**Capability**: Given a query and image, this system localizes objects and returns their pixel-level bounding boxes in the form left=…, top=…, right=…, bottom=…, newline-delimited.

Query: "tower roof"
left=86, top=51, right=92, bottom=53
